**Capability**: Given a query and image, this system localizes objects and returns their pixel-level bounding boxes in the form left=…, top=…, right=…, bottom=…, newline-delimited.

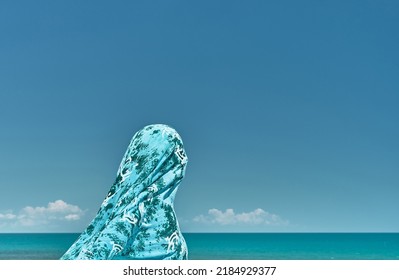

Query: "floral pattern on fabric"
left=61, top=124, right=188, bottom=260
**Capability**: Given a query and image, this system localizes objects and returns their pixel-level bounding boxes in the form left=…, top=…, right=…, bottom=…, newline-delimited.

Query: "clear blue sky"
left=0, top=1, right=398, bottom=232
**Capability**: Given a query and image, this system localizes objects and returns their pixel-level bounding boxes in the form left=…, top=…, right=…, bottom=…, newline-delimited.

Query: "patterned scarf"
left=61, top=124, right=188, bottom=260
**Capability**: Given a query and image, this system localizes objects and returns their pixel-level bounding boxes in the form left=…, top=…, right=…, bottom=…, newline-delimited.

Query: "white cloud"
left=193, top=208, right=288, bottom=226
left=0, top=213, right=16, bottom=220
left=65, top=214, right=80, bottom=221
left=0, top=200, right=85, bottom=228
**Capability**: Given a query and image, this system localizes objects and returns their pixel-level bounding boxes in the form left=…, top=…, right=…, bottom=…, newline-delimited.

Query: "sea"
left=0, top=233, right=398, bottom=260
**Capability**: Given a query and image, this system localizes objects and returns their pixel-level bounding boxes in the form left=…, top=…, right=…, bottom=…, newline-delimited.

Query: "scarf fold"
left=61, top=124, right=188, bottom=260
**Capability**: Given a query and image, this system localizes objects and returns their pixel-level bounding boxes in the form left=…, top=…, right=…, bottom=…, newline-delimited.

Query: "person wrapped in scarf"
left=61, top=124, right=188, bottom=260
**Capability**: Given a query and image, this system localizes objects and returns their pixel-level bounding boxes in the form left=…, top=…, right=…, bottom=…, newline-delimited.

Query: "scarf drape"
left=61, top=124, right=188, bottom=260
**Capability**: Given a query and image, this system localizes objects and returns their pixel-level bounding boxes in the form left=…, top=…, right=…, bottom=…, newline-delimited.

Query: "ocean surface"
left=0, top=233, right=398, bottom=260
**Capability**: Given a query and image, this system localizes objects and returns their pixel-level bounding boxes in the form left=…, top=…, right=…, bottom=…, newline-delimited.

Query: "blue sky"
left=0, top=1, right=398, bottom=232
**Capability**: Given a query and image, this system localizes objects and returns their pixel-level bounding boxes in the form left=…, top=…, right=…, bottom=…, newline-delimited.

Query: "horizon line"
left=0, top=231, right=398, bottom=234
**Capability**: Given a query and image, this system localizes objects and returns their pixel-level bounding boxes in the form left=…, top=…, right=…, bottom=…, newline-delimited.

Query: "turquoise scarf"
left=61, top=124, right=188, bottom=260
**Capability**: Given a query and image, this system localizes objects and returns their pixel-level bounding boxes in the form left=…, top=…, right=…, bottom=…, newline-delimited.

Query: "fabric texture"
left=61, top=124, right=188, bottom=260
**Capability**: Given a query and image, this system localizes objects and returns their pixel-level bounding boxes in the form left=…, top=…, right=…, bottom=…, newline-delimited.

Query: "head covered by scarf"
left=61, top=124, right=188, bottom=260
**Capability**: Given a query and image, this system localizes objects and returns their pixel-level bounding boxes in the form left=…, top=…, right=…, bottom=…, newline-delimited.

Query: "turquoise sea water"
left=0, top=233, right=398, bottom=260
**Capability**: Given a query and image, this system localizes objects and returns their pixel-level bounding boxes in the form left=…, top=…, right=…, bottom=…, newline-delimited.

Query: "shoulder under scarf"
left=61, top=124, right=188, bottom=260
